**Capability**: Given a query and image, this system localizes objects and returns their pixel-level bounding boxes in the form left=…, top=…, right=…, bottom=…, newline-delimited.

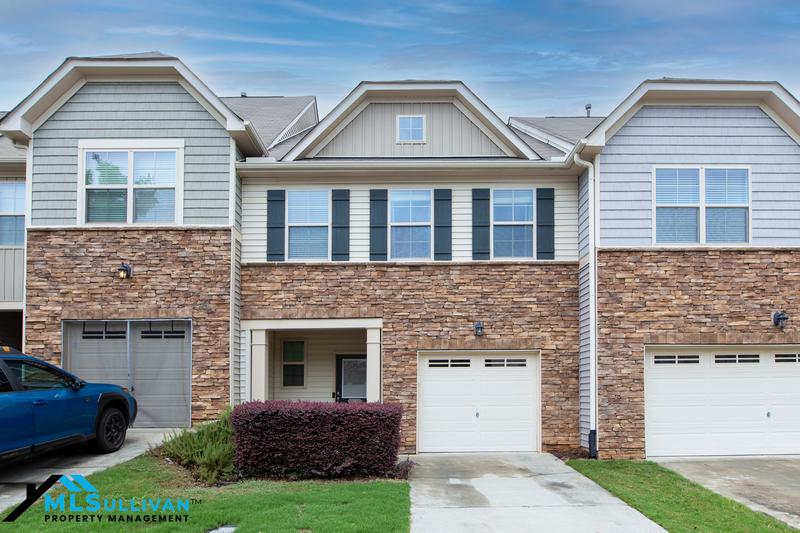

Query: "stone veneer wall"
left=25, top=229, right=232, bottom=422
left=241, top=262, right=580, bottom=454
left=597, top=249, right=800, bottom=459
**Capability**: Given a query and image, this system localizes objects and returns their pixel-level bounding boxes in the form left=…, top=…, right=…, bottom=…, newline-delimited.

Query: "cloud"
left=0, top=31, right=43, bottom=53
left=266, top=0, right=423, bottom=29
left=106, top=25, right=325, bottom=47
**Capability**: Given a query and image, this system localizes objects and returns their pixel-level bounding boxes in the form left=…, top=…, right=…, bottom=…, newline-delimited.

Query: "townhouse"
left=1, top=53, right=798, bottom=458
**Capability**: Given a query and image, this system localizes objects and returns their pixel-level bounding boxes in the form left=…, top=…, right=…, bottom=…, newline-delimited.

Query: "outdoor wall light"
left=773, top=311, right=789, bottom=329
left=474, top=321, right=485, bottom=337
left=117, top=262, right=133, bottom=280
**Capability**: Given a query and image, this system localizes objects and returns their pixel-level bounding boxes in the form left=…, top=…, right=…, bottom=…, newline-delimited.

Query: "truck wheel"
left=94, top=407, right=127, bottom=453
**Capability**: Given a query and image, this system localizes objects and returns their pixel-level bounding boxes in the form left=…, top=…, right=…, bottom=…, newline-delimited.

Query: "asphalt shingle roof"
left=221, top=96, right=315, bottom=149
left=511, top=116, right=605, bottom=144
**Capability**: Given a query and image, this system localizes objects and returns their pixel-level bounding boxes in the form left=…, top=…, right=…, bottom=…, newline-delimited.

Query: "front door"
left=336, top=355, right=367, bottom=403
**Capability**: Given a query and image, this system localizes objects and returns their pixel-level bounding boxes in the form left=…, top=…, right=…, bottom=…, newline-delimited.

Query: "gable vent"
left=428, top=358, right=470, bottom=368
left=776, top=353, right=799, bottom=363
left=654, top=355, right=700, bottom=365
left=484, top=358, right=527, bottom=367
left=81, top=321, right=126, bottom=340
left=715, top=354, right=760, bottom=364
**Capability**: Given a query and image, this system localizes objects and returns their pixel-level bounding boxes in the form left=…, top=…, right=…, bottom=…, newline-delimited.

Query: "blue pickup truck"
left=0, top=346, right=137, bottom=461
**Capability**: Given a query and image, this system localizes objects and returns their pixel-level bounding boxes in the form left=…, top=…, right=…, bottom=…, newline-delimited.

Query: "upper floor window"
left=655, top=167, right=749, bottom=244
left=0, top=180, right=24, bottom=246
left=79, top=140, right=183, bottom=225
left=390, top=190, right=431, bottom=259
left=287, top=190, right=329, bottom=260
left=397, top=115, right=425, bottom=143
left=493, top=189, right=534, bottom=258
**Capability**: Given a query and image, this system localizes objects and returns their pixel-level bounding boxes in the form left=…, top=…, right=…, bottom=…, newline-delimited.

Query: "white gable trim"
left=285, top=82, right=539, bottom=161
left=508, top=118, right=575, bottom=154
left=269, top=99, right=318, bottom=149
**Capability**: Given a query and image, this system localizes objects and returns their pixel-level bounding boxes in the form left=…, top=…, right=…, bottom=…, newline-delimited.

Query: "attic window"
left=397, top=115, right=425, bottom=143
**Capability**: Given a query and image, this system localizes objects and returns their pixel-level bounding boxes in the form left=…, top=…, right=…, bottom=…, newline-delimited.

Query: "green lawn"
left=1, top=454, right=410, bottom=533
left=568, top=459, right=796, bottom=533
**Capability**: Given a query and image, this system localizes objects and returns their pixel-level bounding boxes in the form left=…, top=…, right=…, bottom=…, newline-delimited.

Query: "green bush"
left=160, top=408, right=235, bottom=484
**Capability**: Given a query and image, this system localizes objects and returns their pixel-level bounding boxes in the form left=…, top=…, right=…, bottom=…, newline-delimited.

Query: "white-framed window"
left=0, top=180, right=25, bottom=246
left=281, top=340, right=305, bottom=387
left=492, top=189, right=534, bottom=258
left=654, top=167, right=749, bottom=244
left=396, top=115, right=425, bottom=143
left=286, top=190, right=330, bottom=260
left=77, top=139, right=184, bottom=225
left=390, top=189, right=432, bottom=259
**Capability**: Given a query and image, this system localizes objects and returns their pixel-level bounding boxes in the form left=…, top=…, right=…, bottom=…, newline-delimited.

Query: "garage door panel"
left=646, top=348, right=800, bottom=457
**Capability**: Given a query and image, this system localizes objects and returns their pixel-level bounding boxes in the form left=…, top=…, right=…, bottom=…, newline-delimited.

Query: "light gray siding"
left=232, top=238, right=244, bottom=403
left=32, top=82, right=231, bottom=226
left=315, top=103, right=507, bottom=158
left=599, top=105, right=800, bottom=246
left=578, top=169, right=590, bottom=258
left=0, top=248, right=24, bottom=302
left=578, top=263, right=591, bottom=448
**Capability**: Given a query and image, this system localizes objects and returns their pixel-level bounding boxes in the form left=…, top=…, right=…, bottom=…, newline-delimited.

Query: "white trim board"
left=242, top=318, right=383, bottom=330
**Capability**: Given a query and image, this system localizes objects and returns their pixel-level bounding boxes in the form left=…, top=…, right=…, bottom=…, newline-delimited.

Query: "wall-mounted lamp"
left=117, top=262, right=133, bottom=280
left=773, top=311, right=789, bottom=329
left=474, top=321, right=484, bottom=337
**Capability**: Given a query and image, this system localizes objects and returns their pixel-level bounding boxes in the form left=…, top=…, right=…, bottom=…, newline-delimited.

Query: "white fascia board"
left=284, top=81, right=540, bottom=161
left=508, top=118, right=575, bottom=154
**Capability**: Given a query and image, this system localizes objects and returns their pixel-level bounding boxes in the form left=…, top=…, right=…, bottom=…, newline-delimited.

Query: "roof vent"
left=241, top=92, right=247, bottom=97
left=585, top=103, right=592, bottom=117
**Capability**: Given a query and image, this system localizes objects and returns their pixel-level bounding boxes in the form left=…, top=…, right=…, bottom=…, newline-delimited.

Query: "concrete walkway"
left=411, top=453, right=664, bottom=533
left=0, top=428, right=172, bottom=514
left=658, top=457, right=800, bottom=529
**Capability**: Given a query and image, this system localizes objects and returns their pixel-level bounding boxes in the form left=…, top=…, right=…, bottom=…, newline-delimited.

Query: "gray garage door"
left=63, top=320, right=191, bottom=428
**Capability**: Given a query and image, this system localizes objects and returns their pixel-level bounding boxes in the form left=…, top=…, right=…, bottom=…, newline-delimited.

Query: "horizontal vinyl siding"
left=232, top=238, right=243, bottom=403
left=270, top=329, right=367, bottom=401
left=578, top=263, right=591, bottom=448
left=0, top=248, right=24, bottom=302
left=241, top=175, right=579, bottom=262
left=598, top=105, right=800, bottom=246
left=316, top=103, right=507, bottom=158
left=578, top=169, right=590, bottom=258
left=31, top=82, right=231, bottom=226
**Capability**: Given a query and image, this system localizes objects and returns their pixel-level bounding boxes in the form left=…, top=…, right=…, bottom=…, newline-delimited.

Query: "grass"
left=1, top=454, right=410, bottom=533
left=568, top=459, right=796, bottom=533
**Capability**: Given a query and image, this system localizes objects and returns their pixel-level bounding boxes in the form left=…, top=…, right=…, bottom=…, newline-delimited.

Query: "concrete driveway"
left=411, top=453, right=664, bottom=533
left=0, top=428, right=172, bottom=514
left=658, top=457, right=800, bottom=529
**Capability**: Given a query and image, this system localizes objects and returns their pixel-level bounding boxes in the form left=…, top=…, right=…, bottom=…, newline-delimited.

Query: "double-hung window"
left=493, top=189, right=534, bottom=258
left=390, top=190, right=432, bottom=259
left=655, top=167, right=749, bottom=244
left=81, top=141, right=182, bottom=225
left=0, top=180, right=24, bottom=246
left=397, top=115, right=425, bottom=143
left=287, top=190, right=329, bottom=260
left=282, top=340, right=305, bottom=387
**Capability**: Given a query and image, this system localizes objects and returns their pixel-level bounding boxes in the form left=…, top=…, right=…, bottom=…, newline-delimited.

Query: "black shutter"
left=536, top=188, right=555, bottom=260
left=472, top=188, right=490, bottom=260
left=266, top=189, right=285, bottom=261
left=331, top=189, right=350, bottom=261
left=369, top=189, right=388, bottom=261
left=433, top=189, right=452, bottom=261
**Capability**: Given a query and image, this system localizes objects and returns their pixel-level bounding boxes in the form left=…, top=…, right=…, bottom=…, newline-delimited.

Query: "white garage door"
left=418, top=353, right=539, bottom=452
left=645, top=347, right=800, bottom=457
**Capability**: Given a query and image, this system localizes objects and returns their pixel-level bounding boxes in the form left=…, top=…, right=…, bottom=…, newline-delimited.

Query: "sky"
left=2, top=0, right=800, bottom=120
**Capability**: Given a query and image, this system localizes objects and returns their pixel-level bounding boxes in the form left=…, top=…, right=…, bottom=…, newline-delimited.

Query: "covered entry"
left=63, top=319, right=192, bottom=427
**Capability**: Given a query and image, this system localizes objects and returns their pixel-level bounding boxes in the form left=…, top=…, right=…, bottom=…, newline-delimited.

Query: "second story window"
left=390, top=190, right=431, bottom=259
left=655, top=167, right=749, bottom=244
left=0, top=180, right=24, bottom=246
left=493, top=189, right=534, bottom=258
left=287, top=190, right=329, bottom=260
left=397, top=115, right=425, bottom=143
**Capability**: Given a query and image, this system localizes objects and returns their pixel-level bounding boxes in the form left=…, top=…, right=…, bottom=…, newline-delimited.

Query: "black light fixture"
left=474, top=321, right=485, bottom=337
left=773, top=311, right=789, bottom=329
left=117, top=262, right=133, bottom=280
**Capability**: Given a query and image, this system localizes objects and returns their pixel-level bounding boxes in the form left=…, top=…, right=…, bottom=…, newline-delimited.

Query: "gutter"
left=572, top=140, right=599, bottom=459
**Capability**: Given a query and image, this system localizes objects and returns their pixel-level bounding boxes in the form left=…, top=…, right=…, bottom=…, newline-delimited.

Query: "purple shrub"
left=232, top=401, right=402, bottom=479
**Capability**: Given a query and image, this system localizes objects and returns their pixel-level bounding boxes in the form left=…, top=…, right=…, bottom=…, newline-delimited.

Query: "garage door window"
left=653, top=354, right=700, bottom=364
left=81, top=321, right=126, bottom=340
left=282, top=341, right=305, bottom=387
left=715, top=354, right=759, bottom=364
left=776, top=354, right=799, bottom=363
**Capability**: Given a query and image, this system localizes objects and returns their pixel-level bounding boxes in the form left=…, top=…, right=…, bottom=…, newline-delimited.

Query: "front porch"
left=242, top=318, right=383, bottom=404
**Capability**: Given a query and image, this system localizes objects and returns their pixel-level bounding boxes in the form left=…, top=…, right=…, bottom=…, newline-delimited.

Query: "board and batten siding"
left=578, top=263, right=591, bottom=448
left=31, top=82, right=232, bottom=226
left=598, top=105, right=800, bottom=246
left=241, top=176, right=579, bottom=262
left=578, top=169, right=590, bottom=258
left=270, top=329, right=367, bottom=401
left=315, top=103, right=507, bottom=158
left=0, top=248, right=24, bottom=302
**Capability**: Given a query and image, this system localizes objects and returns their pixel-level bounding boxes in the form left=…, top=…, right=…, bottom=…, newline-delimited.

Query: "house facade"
left=2, top=53, right=799, bottom=458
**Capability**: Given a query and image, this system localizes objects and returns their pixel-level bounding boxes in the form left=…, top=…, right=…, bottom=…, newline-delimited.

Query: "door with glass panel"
left=336, top=355, right=367, bottom=403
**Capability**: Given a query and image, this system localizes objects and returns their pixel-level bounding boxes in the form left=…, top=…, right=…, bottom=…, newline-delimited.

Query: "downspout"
left=573, top=141, right=599, bottom=459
